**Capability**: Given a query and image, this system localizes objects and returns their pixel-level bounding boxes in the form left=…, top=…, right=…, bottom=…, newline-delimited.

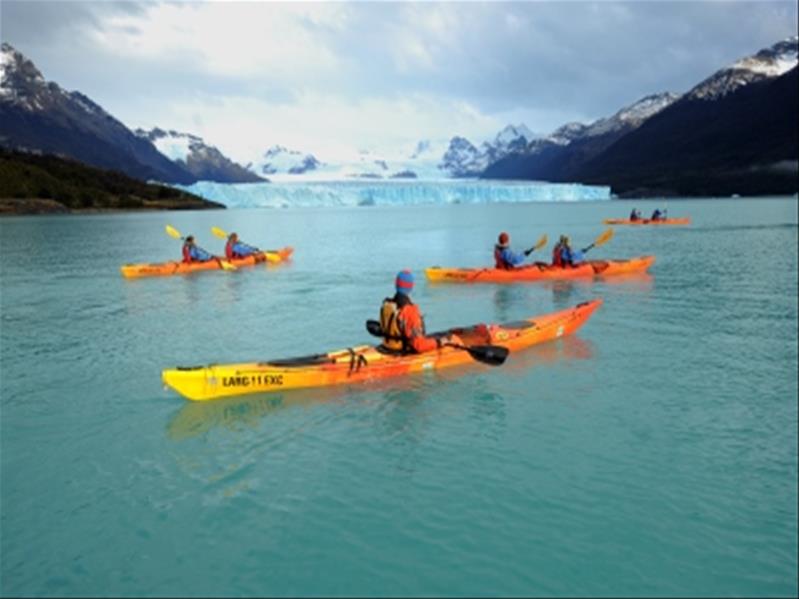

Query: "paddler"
left=551, top=235, right=567, bottom=267
left=651, top=208, right=663, bottom=221
left=380, top=270, right=461, bottom=354
left=558, top=236, right=585, bottom=267
left=494, top=232, right=536, bottom=270
left=225, top=232, right=258, bottom=260
left=630, top=208, right=641, bottom=221
left=182, top=236, right=214, bottom=263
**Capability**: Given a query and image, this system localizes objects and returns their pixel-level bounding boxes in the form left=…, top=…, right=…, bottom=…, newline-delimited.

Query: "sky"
left=1, top=0, right=797, bottom=163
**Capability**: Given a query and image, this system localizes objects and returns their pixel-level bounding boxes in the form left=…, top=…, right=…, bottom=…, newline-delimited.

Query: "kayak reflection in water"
left=494, top=231, right=540, bottom=270
left=181, top=235, right=214, bottom=263
left=379, top=270, right=461, bottom=354
left=225, top=232, right=258, bottom=260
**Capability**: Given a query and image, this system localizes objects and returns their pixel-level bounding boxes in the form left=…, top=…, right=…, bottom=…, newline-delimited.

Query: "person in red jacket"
left=182, top=236, right=214, bottom=263
left=225, top=232, right=258, bottom=260
left=551, top=235, right=566, bottom=267
left=379, top=270, right=461, bottom=354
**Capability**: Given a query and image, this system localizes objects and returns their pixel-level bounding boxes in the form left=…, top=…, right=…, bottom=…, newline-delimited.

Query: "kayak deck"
left=162, top=299, right=602, bottom=401
left=603, top=218, right=690, bottom=226
left=121, top=247, right=293, bottom=278
left=425, top=256, right=654, bottom=283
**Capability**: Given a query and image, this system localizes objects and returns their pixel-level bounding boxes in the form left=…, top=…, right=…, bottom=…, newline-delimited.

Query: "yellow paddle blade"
left=211, top=226, right=228, bottom=239
left=533, top=234, right=548, bottom=251
left=594, top=228, right=614, bottom=248
left=264, top=252, right=282, bottom=263
left=165, top=225, right=182, bottom=240
left=219, top=260, right=237, bottom=271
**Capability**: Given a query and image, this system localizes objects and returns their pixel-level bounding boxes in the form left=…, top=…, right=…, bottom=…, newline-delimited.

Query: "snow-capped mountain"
left=580, top=92, right=681, bottom=137
left=485, top=37, right=798, bottom=197
left=248, top=145, right=322, bottom=176
left=493, top=124, right=535, bottom=150
left=136, top=128, right=263, bottom=183
left=542, top=122, right=587, bottom=146
left=0, top=43, right=195, bottom=184
left=439, top=136, right=485, bottom=177
left=482, top=91, right=680, bottom=181
left=439, top=124, right=537, bottom=177
left=687, top=36, right=798, bottom=101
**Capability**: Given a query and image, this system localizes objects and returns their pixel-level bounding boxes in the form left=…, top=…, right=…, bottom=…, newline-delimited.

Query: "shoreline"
left=0, top=197, right=226, bottom=216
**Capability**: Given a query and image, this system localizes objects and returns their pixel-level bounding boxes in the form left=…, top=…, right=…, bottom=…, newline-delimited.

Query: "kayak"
left=603, top=218, right=690, bottom=225
left=120, top=247, right=293, bottom=278
left=425, top=256, right=654, bottom=284
left=162, top=299, right=602, bottom=401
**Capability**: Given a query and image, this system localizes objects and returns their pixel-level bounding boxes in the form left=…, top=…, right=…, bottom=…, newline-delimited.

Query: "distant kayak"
left=603, top=218, right=691, bottom=226
left=120, top=247, right=293, bottom=278
left=162, top=299, right=602, bottom=401
left=425, top=256, right=654, bottom=283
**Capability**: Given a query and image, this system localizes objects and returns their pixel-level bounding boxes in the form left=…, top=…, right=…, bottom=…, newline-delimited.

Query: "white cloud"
left=140, top=91, right=505, bottom=163
left=5, top=0, right=798, bottom=159
left=91, top=2, right=345, bottom=79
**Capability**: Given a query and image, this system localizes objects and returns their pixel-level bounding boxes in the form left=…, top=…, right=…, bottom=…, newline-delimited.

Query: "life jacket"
left=551, top=243, right=563, bottom=267
left=225, top=240, right=235, bottom=260
left=182, top=244, right=192, bottom=263
left=494, top=245, right=511, bottom=269
left=380, top=298, right=406, bottom=352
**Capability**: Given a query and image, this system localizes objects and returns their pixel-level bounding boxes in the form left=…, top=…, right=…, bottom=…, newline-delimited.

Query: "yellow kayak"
left=162, top=299, right=602, bottom=401
left=121, top=247, right=293, bottom=278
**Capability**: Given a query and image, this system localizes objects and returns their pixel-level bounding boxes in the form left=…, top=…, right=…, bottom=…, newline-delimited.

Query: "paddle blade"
left=218, top=260, right=237, bottom=271
left=594, top=228, right=614, bottom=248
left=211, top=226, right=228, bottom=239
left=366, top=320, right=383, bottom=337
left=264, top=252, right=282, bottom=263
left=447, top=343, right=509, bottom=366
left=165, top=225, right=182, bottom=239
left=533, top=234, right=548, bottom=251
left=467, top=344, right=509, bottom=366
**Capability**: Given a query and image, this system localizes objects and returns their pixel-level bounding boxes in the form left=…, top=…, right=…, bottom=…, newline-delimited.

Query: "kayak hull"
left=162, top=299, right=602, bottom=401
left=603, top=218, right=690, bottom=225
left=121, top=247, right=293, bottom=278
left=425, top=256, right=654, bottom=283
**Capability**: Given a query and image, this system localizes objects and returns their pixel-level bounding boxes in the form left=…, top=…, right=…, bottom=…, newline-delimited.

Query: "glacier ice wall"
left=178, top=180, right=611, bottom=209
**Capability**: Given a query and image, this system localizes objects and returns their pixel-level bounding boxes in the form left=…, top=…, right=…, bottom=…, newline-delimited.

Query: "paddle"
left=210, top=226, right=281, bottom=263
left=365, top=320, right=509, bottom=366
left=581, top=228, right=614, bottom=253
left=524, top=234, right=548, bottom=257
left=165, top=225, right=236, bottom=271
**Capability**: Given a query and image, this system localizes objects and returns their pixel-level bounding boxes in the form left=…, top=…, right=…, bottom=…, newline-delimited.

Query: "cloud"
left=2, top=0, right=797, bottom=158
left=141, top=91, right=504, bottom=163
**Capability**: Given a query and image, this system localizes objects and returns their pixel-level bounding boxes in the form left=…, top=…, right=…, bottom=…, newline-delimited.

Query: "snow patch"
left=152, top=135, right=193, bottom=162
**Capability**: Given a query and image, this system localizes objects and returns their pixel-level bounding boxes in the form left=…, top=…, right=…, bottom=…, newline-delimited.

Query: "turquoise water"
left=1, top=198, right=796, bottom=597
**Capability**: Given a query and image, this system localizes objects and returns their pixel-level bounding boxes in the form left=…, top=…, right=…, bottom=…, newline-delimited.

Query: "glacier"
left=177, top=180, right=611, bottom=209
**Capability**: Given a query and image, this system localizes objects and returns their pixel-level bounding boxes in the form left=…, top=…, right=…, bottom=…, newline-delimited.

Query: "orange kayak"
left=162, top=299, right=602, bottom=401
left=603, top=218, right=690, bottom=225
left=425, top=256, right=654, bottom=283
left=121, top=247, right=293, bottom=278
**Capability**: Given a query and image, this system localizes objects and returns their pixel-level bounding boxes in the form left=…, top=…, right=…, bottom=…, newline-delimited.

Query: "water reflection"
left=492, top=286, right=532, bottom=321
left=166, top=386, right=347, bottom=441
left=167, top=334, right=596, bottom=441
